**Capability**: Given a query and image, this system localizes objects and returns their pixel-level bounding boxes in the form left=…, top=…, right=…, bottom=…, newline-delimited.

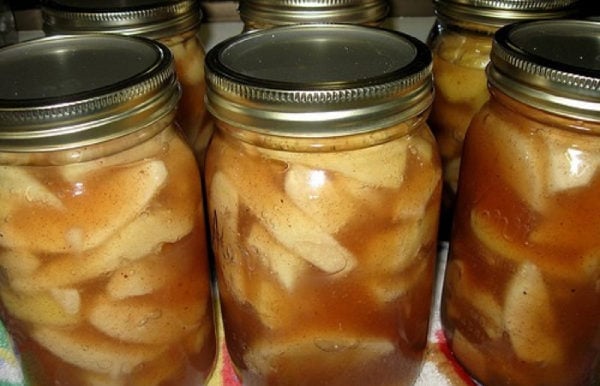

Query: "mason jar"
left=426, top=0, right=581, bottom=239
left=238, top=0, right=389, bottom=31
left=441, top=19, right=600, bottom=386
left=204, top=24, right=441, bottom=386
left=0, top=34, right=216, bottom=386
left=42, top=0, right=212, bottom=166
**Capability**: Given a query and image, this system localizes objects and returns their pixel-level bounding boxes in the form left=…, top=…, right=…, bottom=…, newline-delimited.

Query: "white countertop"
left=19, top=16, right=436, bottom=50
left=198, top=17, right=436, bottom=50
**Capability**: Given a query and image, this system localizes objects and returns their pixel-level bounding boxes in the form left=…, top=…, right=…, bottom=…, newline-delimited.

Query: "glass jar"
left=204, top=24, right=441, bottom=386
left=41, top=0, right=211, bottom=166
left=441, top=19, right=600, bottom=386
left=0, top=34, right=216, bottom=385
left=426, top=0, right=581, bottom=239
left=238, top=0, right=389, bottom=31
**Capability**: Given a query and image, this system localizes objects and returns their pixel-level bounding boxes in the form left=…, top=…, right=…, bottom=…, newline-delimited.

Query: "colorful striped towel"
left=0, top=322, right=23, bottom=386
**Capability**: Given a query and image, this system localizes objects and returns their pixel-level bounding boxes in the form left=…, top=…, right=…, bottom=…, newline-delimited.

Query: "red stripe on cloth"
left=434, top=329, right=477, bottom=386
left=220, top=342, right=241, bottom=386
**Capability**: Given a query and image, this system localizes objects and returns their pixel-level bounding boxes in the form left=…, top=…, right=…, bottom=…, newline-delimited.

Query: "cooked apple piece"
left=0, top=249, right=40, bottom=278
left=209, top=172, right=252, bottom=306
left=471, top=207, right=595, bottom=283
left=209, top=171, right=240, bottom=247
left=218, top=242, right=292, bottom=330
left=433, top=57, right=489, bottom=106
left=392, top=140, right=441, bottom=220
left=435, top=33, right=491, bottom=68
left=31, top=326, right=163, bottom=375
left=362, top=220, right=423, bottom=274
left=168, top=36, right=205, bottom=86
left=543, top=129, right=600, bottom=193
left=504, top=262, right=564, bottom=364
left=432, top=32, right=490, bottom=104
left=249, top=190, right=355, bottom=274
left=129, top=347, right=184, bottom=386
left=0, top=166, right=63, bottom=209
left=255, top=133, right=408, bottom=189
left=369, top=255, right=429, bottom=303
left=88, top=288, right=206, bottom=346
left=106, top=248, right=195, bottom=300
left=447, top=259, right=503, bottom=340
left=284, top=164, right=365, bottom=235
left=49, top=288, right=81, bottom=316
left=1, top=160, right=167, bottom=254
left=12, top=207, right=193, bottom=292
left=183, top=321, right=212, bottom=355
left=59, top=131, right=168, bottom=184
left=244, top=277, right=293, bottom=330
left=483, top=116, right=548, bottom=210
left=218, top=142, right=356, bottom=274
left=246, top=222, right=308, bottom=290
left=470, top=208, right=531, bottom=265
left=0, top=287, right=80, bottom=327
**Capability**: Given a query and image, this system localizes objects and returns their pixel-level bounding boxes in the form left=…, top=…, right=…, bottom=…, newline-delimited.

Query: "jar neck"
left=434, top=15, right=498, bottom=36
left=213, top=110, right=430, bottom=153
left=0, top=113, right=177, bottom=166
left=489, top=86, right=600, bottom=136
left=158, top=27, right=201, bottom=47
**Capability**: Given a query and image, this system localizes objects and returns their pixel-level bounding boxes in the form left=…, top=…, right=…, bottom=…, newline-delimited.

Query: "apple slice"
left=32, top=326, right=163, bottom=376
left=0, top=287, right=80, bottom=327
left=504, top=262, right=564, bottom=364
left=246, top=222, right=308, bottom=290
left=1, top=160, right=167, bottom=254
left=88, top=291, right=206, bottom=345
left=217, top=141, right=356, bottom=275
left=12, top=207, right=193, bottom=292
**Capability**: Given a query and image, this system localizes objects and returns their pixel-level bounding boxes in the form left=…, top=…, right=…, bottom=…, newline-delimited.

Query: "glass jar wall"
left=426, top=0, right=581, bottom=238
left=238, top=0, right=389, bottom=31
left=0, top=34, right=216, bottom=386
left=441, top=19, right=600, bottom=385
left=204, top=24, right=441, bottom=385
left=41, top=0, right=211, bottom=166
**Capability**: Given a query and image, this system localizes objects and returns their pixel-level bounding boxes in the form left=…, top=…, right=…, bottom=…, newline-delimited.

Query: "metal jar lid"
left=487, top=19, right=600, bottom=122
left=204, top=24, right=432, bottom=137
left=0, top=34, right=179, bottom=152
left=433, top=0, right=581, bottom=30
left=238, top=0, right=389, bottom=27
left=41, top=0, right=202, bottom=39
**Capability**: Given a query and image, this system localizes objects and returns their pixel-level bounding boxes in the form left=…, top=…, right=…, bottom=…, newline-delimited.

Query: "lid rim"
left=433, top=0, right=581, bottom=28
left=488, top=19, right=600, bottom=122
left=0, top=34, right=180, bottom=151
left=42, top=0, right=202, bottom=38
left=205, top=24, right=433, bottom=136
left=238, top=0, right=389, bottom=25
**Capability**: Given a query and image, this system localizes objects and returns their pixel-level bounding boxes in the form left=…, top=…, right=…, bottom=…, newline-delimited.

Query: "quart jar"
left=0, top=34, right=216, bottom=385
left=441, top=19, right=600, bottom=386
left=41, top=0, right=212, bottom=166
left=204, top=24, right=441, bottom=386
left=426, top=0, right=581, bottom=238
left=238, top=0, right=389, bottom=32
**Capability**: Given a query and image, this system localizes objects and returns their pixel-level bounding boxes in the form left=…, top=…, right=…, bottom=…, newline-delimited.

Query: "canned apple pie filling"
left=42, top=0, right=212, bottom=165
left=426, top=0, right=581, bottom=237
left=204, top=24, right=442, bottom=386
left=441, top=19, right=600, bottom=386
left=0, top=34, right=216, bottom=386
